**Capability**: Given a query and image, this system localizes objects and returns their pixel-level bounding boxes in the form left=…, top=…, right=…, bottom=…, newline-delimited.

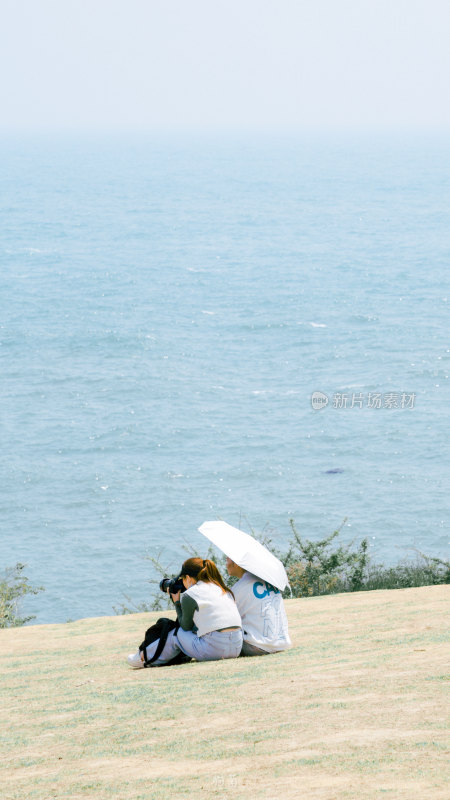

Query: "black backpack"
left=139, top=617, right=190, bottom=667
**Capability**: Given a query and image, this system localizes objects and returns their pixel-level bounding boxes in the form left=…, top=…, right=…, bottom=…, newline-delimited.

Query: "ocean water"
left=1, top=132, right=449, bottom=625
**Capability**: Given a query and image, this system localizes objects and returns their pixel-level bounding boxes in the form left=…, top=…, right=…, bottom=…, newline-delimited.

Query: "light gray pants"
left=177, top=628, right=243, bottom=661
left=144, top=627, right=243, bottom=666
left=143, top=629, right=182, bottom=666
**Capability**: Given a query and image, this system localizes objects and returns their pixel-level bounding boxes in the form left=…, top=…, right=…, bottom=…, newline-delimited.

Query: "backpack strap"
left=141, top=618, right=179, bottom=667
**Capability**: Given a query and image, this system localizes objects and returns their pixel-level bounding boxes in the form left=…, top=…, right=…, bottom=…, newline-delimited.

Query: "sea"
left=1, top=131, right=449, bottom=625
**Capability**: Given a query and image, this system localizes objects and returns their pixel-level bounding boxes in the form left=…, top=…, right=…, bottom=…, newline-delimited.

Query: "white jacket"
left=232, top=572, right=291, bottom=653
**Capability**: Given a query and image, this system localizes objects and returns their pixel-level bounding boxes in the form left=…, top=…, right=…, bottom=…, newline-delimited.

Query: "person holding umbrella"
left=225, top=557, right=291, bottom=656
left=199, top=521, right=292, bottom=657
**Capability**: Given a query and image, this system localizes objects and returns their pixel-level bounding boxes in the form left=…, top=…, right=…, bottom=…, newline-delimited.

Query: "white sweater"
left=184, top=580, right=242, bottom=637
left=232, top=572, right=291, bottom=653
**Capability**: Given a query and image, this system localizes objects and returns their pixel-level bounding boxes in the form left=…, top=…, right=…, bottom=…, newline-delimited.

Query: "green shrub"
left=0, top=563, right=44, bottom=628
left=280, top=518, right=370, bottom=598
left=361, top=552, right=450, bottom=591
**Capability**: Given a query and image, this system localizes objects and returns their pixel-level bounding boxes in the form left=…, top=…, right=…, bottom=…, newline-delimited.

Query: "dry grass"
left=0, top=585, right=449, bottom=799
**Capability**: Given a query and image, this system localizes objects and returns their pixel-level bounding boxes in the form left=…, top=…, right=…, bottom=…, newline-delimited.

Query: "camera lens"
left=159, top=574, right=185, bottom=594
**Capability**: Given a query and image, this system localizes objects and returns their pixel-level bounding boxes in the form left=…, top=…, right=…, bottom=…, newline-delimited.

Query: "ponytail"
left=181, top=557, right=234, bottom=599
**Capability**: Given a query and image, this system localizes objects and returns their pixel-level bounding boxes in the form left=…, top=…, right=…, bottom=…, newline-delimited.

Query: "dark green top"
left=174, top=593, right=199, bottom=632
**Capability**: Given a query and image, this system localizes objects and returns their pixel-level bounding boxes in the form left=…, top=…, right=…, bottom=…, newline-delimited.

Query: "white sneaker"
left=127, top=651, right=145, bottom=669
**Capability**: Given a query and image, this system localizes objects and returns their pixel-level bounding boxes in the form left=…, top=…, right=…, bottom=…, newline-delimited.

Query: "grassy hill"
left=1, top=585, right=448, bottom=800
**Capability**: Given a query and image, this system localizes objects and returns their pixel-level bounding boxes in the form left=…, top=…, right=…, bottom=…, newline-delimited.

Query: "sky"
left=1, top=0, right=449, bottom=132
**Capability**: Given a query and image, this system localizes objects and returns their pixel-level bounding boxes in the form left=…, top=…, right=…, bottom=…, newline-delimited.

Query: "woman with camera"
left=127, top=557, right=242, bottom=667
left=172, top=557, right=242, bottom=660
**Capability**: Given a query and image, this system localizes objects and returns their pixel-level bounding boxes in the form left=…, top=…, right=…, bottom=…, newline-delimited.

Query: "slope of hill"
left=1, top=585, right=448, bottom=799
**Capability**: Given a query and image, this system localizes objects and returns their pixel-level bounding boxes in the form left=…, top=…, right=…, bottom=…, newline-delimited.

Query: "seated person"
left=127, top=557, right=242, bottom=667
left=226, top=557, right=291, bottom=656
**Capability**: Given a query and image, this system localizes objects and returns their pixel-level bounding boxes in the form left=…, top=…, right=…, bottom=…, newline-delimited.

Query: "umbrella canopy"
left=198, top=520, right=289, bottom=591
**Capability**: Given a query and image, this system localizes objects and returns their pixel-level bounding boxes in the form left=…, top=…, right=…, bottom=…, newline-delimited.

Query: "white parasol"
left=198, top=520, right=289, bottom=591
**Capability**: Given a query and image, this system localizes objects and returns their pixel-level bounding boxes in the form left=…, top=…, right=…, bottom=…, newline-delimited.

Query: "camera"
left=159, top=574, right=185, bottom=595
